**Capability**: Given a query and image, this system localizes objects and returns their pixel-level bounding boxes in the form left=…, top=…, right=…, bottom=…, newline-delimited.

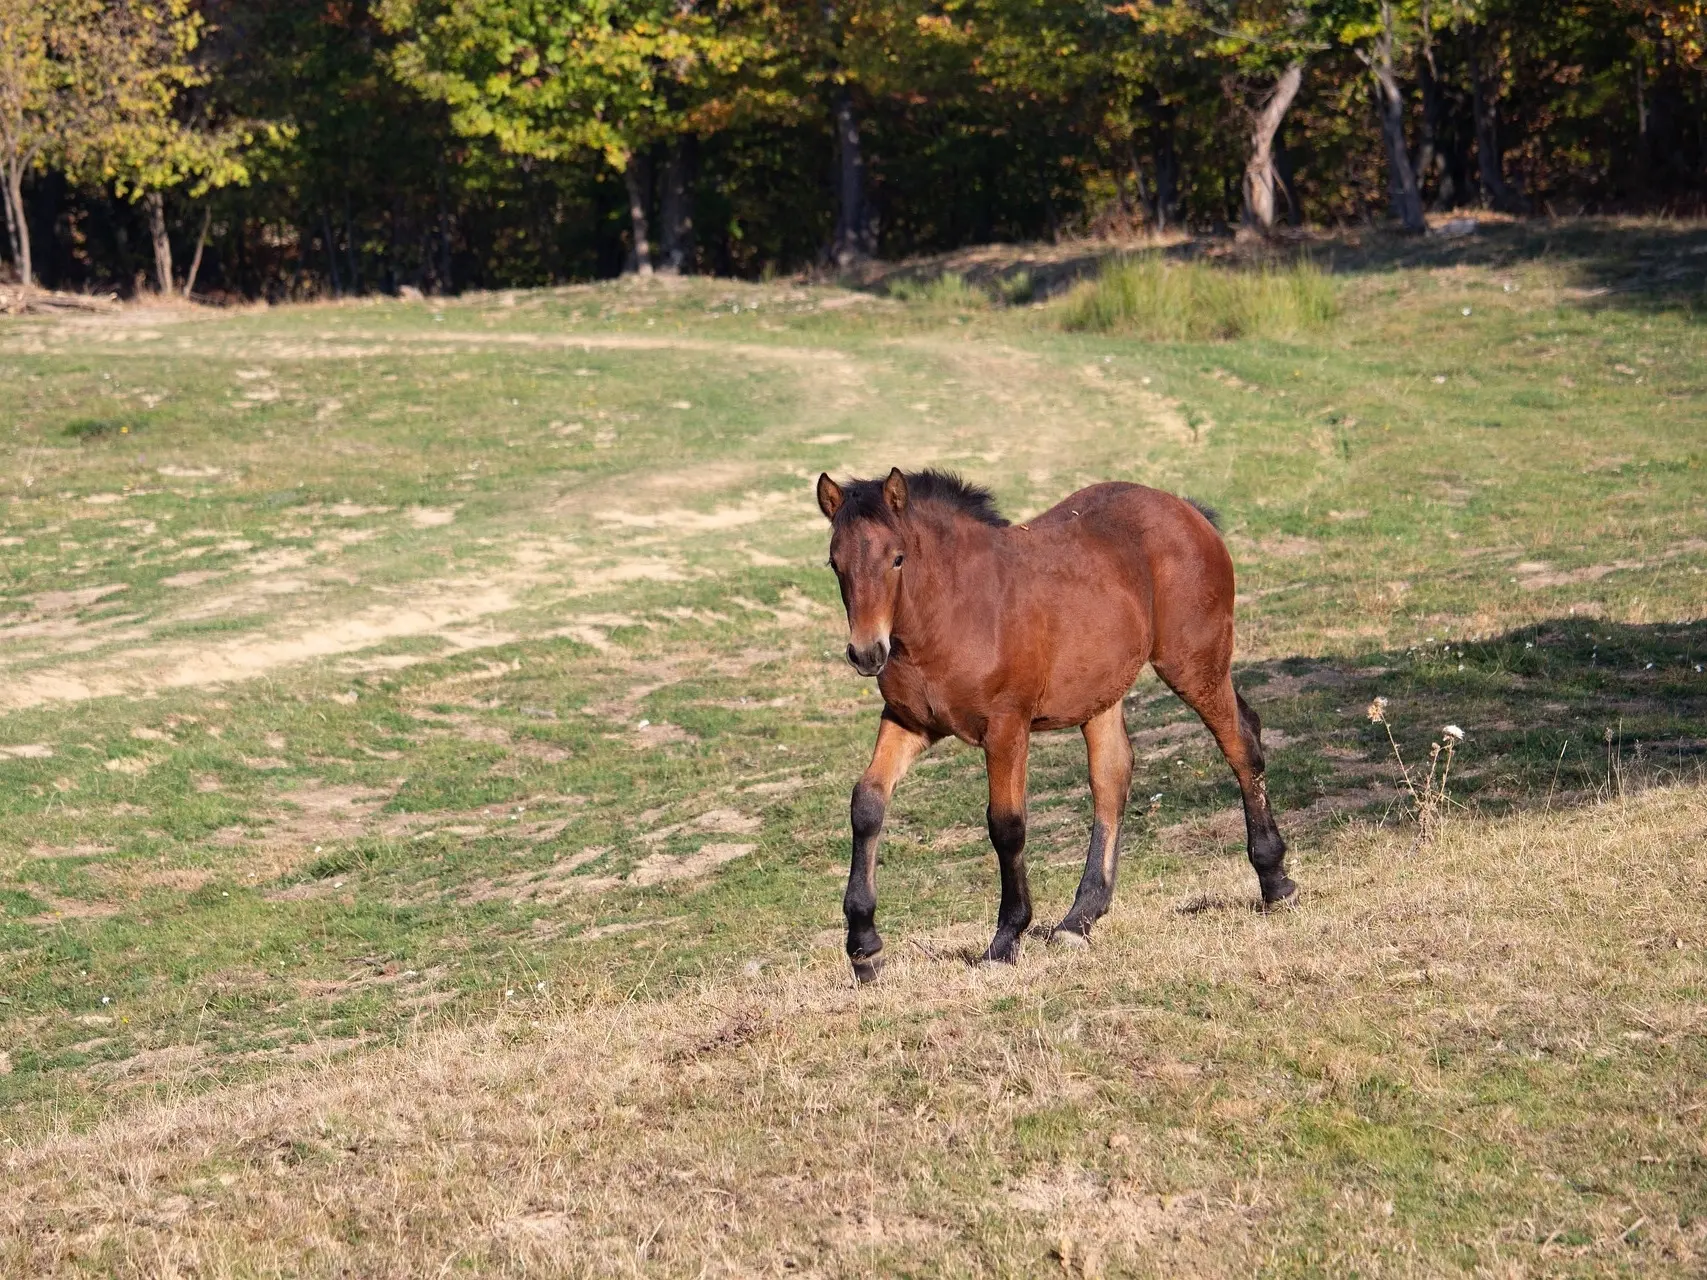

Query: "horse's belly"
left=1034, top=613, right=1149, bottom=728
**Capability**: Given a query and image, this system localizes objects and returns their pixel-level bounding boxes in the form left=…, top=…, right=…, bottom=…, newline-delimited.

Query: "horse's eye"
left=893, top=554, right=905, bottom=568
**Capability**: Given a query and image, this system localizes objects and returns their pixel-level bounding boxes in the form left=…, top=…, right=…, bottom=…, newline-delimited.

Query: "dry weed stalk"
left=1367, top=696, right=1464, bottom=847
left=1604, top=723, right=1625, bottom=801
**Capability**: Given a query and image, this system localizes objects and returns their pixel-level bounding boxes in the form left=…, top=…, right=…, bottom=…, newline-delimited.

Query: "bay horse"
left=816, top=468, right=1293, bottom=983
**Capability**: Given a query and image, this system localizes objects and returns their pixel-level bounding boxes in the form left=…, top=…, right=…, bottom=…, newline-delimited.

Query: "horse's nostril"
left=846, top=641, right=888, bottom=674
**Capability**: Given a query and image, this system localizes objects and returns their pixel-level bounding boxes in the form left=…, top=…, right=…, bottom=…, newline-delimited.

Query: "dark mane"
left=835, top=469, right=1009, bottom=528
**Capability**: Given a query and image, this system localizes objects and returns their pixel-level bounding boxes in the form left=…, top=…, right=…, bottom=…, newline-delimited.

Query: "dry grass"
left=5, top=784, right=1703, bottom=1276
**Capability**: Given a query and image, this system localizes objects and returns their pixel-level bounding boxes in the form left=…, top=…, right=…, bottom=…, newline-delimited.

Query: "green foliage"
left=382, top=0, right=751, bottom=170
left=5, top=0, right=1707, bottom=295
left=0, top=0, right=262, bottom=289
left=1060, top=254, right=1338, bottom=340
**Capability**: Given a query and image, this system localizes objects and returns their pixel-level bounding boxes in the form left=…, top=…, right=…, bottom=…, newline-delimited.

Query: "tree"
left=717, top=0, right=913, bottom=263
left=0, top=0, right=92, bottom=287
left=1641, top=0, right=1707, bottom=69
left=0, top=0, right=46, bottom=284
left=385, top=0, right=736, bottom=275
left=89, top=0, right=255, bottom=293
left=0, top=0, right=252, bottom=292
left=1335, top=0, right=1425, bottom=231
left=1199, top=2, right=1326, bottom=232
left=974, top=0, right=1201, bottom=233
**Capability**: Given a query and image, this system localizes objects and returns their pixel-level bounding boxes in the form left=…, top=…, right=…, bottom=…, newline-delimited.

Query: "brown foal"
left=817, top=468, right=1293, bottom=983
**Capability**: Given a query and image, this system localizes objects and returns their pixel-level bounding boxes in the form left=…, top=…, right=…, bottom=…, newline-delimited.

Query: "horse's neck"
left=895, top=512, right=995, bottom=659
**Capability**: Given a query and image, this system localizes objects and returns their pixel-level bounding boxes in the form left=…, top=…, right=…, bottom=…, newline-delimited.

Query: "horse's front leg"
left=846, top=710, right=932, bottom=984
left=982, top=718, right=1033, bottom=964
left=1053, top=700, right=1133, bottom=946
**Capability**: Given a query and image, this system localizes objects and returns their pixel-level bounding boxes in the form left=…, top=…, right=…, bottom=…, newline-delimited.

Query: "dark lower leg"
left=983, top=722, right=1033, bottom=963
left=844, top=713, right=930, bottom=983
left=1056, top=702, right=1132, bottom=941
left=985, top=805, right=1031, bottom=962
left=845, top=782, right=886, bottom=981
left=1058, top=819, right=1120, bottom=939
left=1235, top=693, right=1293, bottom=903
left=1162, top=664, right=1296, bottom=906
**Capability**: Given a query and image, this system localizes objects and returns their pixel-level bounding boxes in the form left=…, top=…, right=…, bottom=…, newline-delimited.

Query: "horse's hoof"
left=1261, top=877, right=1298, bottom=909
left=981, top=942, right=1021, bottom=966
left=1049, top=926, right=1090, bottom=950
left=850, top=951, right=884, bottom=984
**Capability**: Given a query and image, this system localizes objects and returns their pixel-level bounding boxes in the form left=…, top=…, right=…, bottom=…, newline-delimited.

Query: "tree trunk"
left=322, top=209, right=342, bottom=296
left=660, top=136, right=696, bottom=274
left=1470, top=30, right=1522, bottom=210
left=435, top=152, right=453, bottom=294
left=831, top=85, right=871, bottom=265
left=1149, top=99, right=1181, bottom=233
left=145, top=190, right=173, bottom=293
left=2, top=163, right=29, bottom=288
left=1244, top=61, right=1306, bottom=233
left=1635, top=47, right=1648, bottom=175
left=1275, top=125, right=1302, bottom=225
left=384, top=196, right=401, bottom=294
left=1123, top=139, right=1151, bottom=230
left=1040, top=144, right=1059, bottom=243
left=1111, top=135, right=1134, bottom=223
left=1371, top=3, right=1426, bottom=233
left=1414, top=41, right=1442, bottom=203
left=624, top=151, right=653, bottom=276
left=183, top=206, right=211, bottom=299
left=342, top=196, right=361, bottom=294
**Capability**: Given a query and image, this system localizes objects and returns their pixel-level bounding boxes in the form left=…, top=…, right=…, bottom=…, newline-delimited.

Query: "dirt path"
left=0, top=319, right=1192, bottom=712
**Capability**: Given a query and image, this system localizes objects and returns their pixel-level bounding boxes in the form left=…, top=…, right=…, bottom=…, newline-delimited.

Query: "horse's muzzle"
left=846, top=638, right=890, bottom=676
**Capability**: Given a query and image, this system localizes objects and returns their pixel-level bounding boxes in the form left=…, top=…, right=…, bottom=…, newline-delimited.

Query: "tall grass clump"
left=1060, top=255, right=1337, bottom=340
left=884, top=271, right=991, bottom=309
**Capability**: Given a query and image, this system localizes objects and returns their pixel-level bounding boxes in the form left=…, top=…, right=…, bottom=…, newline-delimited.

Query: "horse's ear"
left=883, top=468, right=909, bottom=516
left=816, top=473, right=844, bottom=520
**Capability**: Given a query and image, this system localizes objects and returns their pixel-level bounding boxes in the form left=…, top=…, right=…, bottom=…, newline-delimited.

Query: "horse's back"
left=1013, top=482, right=1235, bottom=726
left=1029, top=483, right=1227, bottom=584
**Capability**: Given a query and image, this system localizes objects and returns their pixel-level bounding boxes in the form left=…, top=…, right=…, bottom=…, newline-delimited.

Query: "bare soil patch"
left=224, top=781, right=394, bottom=882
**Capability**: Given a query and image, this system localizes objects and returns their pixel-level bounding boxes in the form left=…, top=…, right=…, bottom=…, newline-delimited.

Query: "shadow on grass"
left=1132, top=614, right=1706, bottom=841
left=1305, top=218, right=1707, bottom=315
left=852, top=218, right=1707, bottom=317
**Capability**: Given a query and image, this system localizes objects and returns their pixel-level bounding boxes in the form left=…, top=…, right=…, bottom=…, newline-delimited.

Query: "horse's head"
left=816, top=468, right=910, bottom=676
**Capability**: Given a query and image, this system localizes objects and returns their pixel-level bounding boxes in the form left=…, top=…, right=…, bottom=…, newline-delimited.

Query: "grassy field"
left=1, top=219, right=1703, bottom=1275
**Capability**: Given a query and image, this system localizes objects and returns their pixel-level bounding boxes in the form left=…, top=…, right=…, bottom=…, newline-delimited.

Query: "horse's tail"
left=1185, top=497, right=1221, bottom=530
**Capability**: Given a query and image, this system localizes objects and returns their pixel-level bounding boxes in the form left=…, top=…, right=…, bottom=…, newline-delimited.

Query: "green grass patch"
left=62, top=414, right=151, bottom=441
left=883, top=270, right=992, bottom=309
left=1060, top=254, right=1338, bottom=340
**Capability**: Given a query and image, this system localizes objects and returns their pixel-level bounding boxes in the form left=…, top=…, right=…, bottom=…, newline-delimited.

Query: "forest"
left=3, top=0, right=1706, bottom=299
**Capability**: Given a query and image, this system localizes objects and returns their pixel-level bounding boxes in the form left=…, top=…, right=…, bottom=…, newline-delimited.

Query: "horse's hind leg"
left=1052, top=701, right=1133, bottom=946
left=1228, top=689, right=1294, bottom=903
left=1158, top=665, right=1295, bottom=906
